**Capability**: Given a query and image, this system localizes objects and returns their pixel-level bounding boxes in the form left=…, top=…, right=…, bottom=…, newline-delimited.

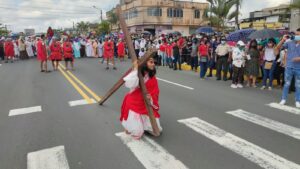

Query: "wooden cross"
left=99, top=5, right=160, bottom=137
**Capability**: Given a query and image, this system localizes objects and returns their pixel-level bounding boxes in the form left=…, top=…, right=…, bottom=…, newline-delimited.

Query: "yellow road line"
left=59, top=63, right=102, bottom=102
left=66, top=71, right=102, bottom=102
left=58, top=67, right=94, bottom=104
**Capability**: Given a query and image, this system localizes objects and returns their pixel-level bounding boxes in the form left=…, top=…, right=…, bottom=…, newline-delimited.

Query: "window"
left=123, top=11, right=129, bottom=20
left=128, top=8, right=138, bottom=19
left=167, top=8, right=173, bottom=17
left=167, top=8, right=183, bottom=18
left=147, top=7, right=162, bottom=16
left=194, top=9, right=200, bottom=18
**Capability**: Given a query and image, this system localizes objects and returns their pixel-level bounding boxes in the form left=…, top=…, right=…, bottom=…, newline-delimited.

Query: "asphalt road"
left=0, top=58, right=300, bottom=169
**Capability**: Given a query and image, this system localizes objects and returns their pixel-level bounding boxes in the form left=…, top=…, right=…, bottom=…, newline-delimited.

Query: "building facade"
left=240, top=4, right=291, bottom=30
left=115, top=0, right=209, bottom=36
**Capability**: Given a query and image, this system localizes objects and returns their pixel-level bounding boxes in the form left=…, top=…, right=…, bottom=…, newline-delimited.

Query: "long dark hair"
left=141, top=59, right=156, bottom=78
left=249, top=39, right=258, bottom=50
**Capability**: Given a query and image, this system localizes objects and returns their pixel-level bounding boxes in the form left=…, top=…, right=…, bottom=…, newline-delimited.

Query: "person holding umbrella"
left=277, top=28, right=300, bottom=107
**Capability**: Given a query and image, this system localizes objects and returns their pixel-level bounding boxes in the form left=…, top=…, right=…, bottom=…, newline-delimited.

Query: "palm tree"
left=107, top=10, right=119, bottom=31
left=97, top=21, right=111, bottom=35
left=205, top=0, right=238, bottom=32
left=230, top=0, right=242, bottom=30
left=76, top=21, right=90, bottom=34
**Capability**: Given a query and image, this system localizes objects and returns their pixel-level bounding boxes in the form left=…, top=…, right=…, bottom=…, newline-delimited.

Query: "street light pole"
left=93, top=6, right=103, bottom=22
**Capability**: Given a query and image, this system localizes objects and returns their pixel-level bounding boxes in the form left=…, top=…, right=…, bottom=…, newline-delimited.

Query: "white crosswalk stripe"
left=226, top=109, right=300, bottom=140
left=116, top=132, right=188, bottom=169
left=68, top=98, right=96, bottom=107
left=267, top=103, right=300, bottom=115
left=27, top=146, right=70, bottom=169
left=178, top=117, right=300, bottom=169
left=9, top=106, right=42, bottom=116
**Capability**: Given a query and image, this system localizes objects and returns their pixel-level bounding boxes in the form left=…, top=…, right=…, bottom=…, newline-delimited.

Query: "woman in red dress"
left=4, top=38, right=15, bottom=63
left=49, top=38, right=62, bottom=71
left=117, top=39, right=125, bottom=62
left=37, top=35, right=49, bottom=72
left=63, top=39, right=74, bottom=71
left=121, top=57, right=162, bottom=139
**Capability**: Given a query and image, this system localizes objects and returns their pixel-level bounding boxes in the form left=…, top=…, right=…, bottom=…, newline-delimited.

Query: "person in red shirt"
left=198, top=39, right=210, bottom=79
left=166, top=41, right=173, bottom=68
left=103, top=37, right=116, bottom=70
left=63, top=39, right=74, bottom=71
left=36, top=34, right=49, bottom=72
left=117, top=39, right=125, bottom=62
left=121, top=57, right=162, bottom=139
left=177, top=35, right=185, bottom=54
left=4, top=38, right=14, bottom=63
left=159, top=39, right=167, bottom=66
left=49, top=38, right=62, bottom=71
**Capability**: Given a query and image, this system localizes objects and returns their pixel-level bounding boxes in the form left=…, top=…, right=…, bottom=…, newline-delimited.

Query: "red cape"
left=37, top=40, right=47, bottom=61
left=117, top=42, right=125, bottom=56
left=120, top=76, right=160, bottom=121
left=50, top=42, right=62, bottom=60
left=63, top=42, right=73, bottom=58
left=103, top=41, right=114, bottom=58
left=4, top=41, right=14, bottom=57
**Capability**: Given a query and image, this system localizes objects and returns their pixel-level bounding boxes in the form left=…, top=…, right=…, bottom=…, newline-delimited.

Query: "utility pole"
left=93, top=6, right=103, bottom=22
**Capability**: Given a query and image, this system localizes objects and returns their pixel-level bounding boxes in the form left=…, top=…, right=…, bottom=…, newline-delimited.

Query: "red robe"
left=120, top=76, right=160, bottom=121
left=117, top=42, right=125, bottom=57
left=4, top=41, right=14, bottom=57
left=63, top=42, right=74, bottom=59
left=37, top=40, right=47, bottom=61
left=103, top=41, right=113, bottom=59
left=50, top=42, right=62, bottom=60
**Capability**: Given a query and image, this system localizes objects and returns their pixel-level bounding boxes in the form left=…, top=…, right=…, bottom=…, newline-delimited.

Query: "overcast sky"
left=0, top=0, right=290, bottom=32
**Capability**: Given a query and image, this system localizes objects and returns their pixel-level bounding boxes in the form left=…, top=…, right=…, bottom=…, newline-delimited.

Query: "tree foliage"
left=97, top=21, right=111, bottom=34
left=76, top=21, right=90, bottom=34
left=204, top=0, right=238, bottom=31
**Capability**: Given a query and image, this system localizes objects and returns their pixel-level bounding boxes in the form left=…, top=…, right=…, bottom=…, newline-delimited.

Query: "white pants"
left=121, top=110, right=162, bottom=138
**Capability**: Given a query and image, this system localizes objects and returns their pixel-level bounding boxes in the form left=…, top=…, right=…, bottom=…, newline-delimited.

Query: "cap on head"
left=237, top=41, right=245, bottom=46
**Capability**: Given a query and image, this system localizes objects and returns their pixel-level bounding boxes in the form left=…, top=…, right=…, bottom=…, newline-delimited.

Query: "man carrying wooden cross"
left=120, top=58, right=162, bottom=139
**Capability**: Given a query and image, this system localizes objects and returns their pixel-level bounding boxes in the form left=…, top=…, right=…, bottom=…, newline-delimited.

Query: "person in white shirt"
left=134, top=38, right=140, bottom=57
left=231, top=41, right=246, bottom=89
left=140, top=37, right=146, bottom=50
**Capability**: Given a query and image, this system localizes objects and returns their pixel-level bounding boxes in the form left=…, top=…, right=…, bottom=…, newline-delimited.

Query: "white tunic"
left=25, top=41, right=34, bottom=57
left=98, top=43, right=103, bottom=57
left=85, top=41, right=93, bottom=57
left=13, top=42, right=19, bottom=56
left=121, top=70, right=162, bottom=139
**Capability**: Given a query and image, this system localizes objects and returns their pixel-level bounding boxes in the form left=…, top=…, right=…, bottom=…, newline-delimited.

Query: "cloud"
left=0, top=0, right=291, bottom=33
left=0, top=0, right=119, bottom=32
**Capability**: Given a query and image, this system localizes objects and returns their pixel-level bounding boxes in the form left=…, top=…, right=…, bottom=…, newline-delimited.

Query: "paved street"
left=1, top=58, right=300, bottom=169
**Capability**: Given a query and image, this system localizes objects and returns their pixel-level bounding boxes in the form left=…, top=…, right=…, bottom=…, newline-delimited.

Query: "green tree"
left=107, top=10, right=119, bottom=31
left=205, top=0, right=238, bottom=32
left=97, top=21, right=111, bottom=34
left=0, top=23, right=8, bottom=36
left=76, top=21, right=90, bottom=34
left=229, top=0, right=243, bottom=30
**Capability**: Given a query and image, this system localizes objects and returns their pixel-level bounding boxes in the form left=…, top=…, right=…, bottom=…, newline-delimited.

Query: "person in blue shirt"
left=277, top=28, right=300, bottom=107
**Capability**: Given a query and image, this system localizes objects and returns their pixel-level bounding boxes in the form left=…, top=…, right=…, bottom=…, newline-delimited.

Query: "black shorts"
left=51, top=59, right=61, bottom=62
left=64, top=58, right=74, bottom=62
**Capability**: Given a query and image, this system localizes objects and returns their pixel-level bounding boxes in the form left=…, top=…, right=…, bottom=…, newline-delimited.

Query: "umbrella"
left=160, top=30, right=182, bottom=36
left=248, top=29, right=282, bottom=40
left=226, top=29, right=255, bottom=42
left=196, top=27, right=214, bottom=34
left=141, top=31, right=152, bottom=35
